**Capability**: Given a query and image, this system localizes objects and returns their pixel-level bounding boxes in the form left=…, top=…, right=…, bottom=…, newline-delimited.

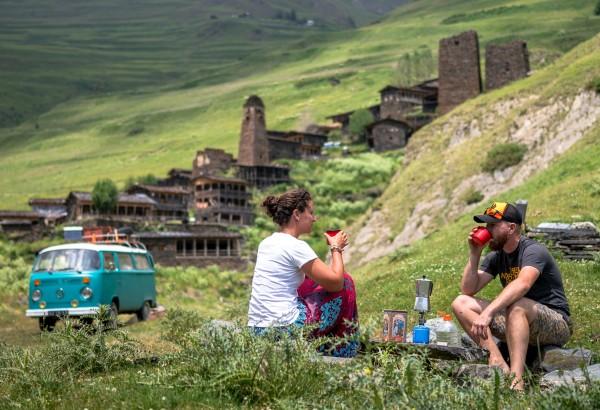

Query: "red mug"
left=325, top=229, right=341, bottom=237
left=472, top=226, right=491, bottom=246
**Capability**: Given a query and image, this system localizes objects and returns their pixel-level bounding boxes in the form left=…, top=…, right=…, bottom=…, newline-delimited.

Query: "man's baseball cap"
left=474, top=202, right=523, bottom=224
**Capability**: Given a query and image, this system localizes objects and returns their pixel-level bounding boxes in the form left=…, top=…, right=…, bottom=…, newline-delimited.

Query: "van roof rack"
left=82, top=231, right=147, bottom=250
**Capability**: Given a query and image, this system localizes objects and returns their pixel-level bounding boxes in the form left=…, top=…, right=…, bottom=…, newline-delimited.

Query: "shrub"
left=92, top=178, right=118, bottom=213
left=124, top=173, right=158, bottom=189
left=348, top=108, right=374, bottom=143
left=461, top=188, right=484, bottom=205
left=585, top=77, right=600, bottom=94
left=482, top=143, right=527, bottom=173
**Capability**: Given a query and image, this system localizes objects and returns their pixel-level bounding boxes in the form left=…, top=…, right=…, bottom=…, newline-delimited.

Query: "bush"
left=482, top=143, right=527, bottom=173
left=585, top=77, right=600, bottom=94
left=92, top=178, right=118, bottom=213
left=124, top=173, right=158, bottom=189
left=595, top=1, right=600, bottom=16
left=461, top=188, right=484, bottom=205
left=348, top=108, right=374, bottom=143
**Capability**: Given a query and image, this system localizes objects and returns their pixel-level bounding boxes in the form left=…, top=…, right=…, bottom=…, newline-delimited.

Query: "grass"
left=0, top=131, right=598, bottom=406
left=1, top=311, right=599, bottom=408
left=1, top=0, right=600, bottom=209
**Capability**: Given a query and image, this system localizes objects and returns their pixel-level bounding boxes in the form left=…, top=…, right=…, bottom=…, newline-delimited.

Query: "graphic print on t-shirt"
left=500, top=266, right=520, bottom=284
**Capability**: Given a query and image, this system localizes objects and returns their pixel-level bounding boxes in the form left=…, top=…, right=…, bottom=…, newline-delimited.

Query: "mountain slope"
left=347, top=33, right=600, bottom=266
left=349, top=34, right=600, bottom=350
left=1, top=0, right=600, bottom=209
left=0, top=0, right=408, bottom=128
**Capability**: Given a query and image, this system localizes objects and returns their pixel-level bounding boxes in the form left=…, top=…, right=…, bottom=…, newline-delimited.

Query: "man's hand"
left=471, top=310, right=493, bottom=340
left=468, top=227, right=486, bottom=254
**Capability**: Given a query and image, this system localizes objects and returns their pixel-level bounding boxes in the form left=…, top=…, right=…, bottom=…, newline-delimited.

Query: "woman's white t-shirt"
left=247, top=232, right=318, bottom=327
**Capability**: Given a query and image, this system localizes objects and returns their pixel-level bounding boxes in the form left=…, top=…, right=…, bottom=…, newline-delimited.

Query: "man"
left=452, top=202, right=571, bottom=390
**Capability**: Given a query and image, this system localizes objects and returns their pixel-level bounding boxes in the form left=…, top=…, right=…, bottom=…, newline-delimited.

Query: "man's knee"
left=506, top=298, right=536, bottom=322
left=452, top=294, right=476, bottom=316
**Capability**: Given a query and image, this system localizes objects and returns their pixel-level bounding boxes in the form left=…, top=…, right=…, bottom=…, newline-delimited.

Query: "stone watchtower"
left=238, top=95, right=270, bottom=166
left=485, top=40, right=530, bottom=91
left=438, top=31, right=482, bottom=114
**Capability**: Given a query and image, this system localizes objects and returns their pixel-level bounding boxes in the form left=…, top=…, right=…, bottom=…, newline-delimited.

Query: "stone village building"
left=236, top=95, right=327, bottom=187
left=326, top=31, right=529, bottom=152
left=132, top=224, right=245, bottom=270
left=485, top=40, right=530, bottom=91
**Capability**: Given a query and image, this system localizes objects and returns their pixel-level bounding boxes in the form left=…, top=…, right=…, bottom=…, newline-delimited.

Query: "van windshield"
left=34, top=249, right=100, bottom=272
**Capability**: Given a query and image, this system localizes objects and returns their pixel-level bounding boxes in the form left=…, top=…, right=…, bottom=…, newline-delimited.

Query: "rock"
left=149, top=305, right=166, bottom=320
left=541, top=347, right=593, bottom=372
left=454, top=364, right=502, bottom=380
left=540, top=363, right=600, bottom=388
left=461, top=333, right=479, bottom=349
left=370, top=339, right=488, bottom=362
left=318, top=356, right=354, bottom=365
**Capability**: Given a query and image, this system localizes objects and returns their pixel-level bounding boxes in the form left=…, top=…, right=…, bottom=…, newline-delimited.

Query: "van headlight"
left=81, top=287, right=93, bottom=300
left=32, top=289, right=42, bottom=302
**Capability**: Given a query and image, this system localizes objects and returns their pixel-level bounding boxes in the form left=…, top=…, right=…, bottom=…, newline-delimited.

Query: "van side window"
left=103, top=253, right=116, bottom=271
left=117, top=253, right=134, bottom=271
left=134, top=254, right=150, bottom=270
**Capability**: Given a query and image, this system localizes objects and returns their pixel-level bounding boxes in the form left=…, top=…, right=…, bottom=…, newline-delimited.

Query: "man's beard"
left=489, top=232, right=508, bottom=251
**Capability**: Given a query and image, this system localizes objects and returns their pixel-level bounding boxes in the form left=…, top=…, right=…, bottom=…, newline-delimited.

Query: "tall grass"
left=1, top=311, right=598, bottom=408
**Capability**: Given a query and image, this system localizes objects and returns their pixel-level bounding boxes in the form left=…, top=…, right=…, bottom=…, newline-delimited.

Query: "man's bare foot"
left=510, top=377, right=525, bottom=391
left=488, top=356, right=510, bottom=374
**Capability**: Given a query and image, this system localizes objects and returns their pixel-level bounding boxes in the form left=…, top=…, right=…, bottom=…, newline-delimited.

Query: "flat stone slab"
left=541, top=347, right=593, bottom=372
left=453, top=363, right=502, bottom=380
left=541, top=363, right=600, bottom=388
left=369, top=339, right=488, bottom=362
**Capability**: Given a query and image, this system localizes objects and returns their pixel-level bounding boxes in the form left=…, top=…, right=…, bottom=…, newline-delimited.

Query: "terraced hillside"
left=0, top=0, right=408, bottom=128
left=1, top=0, right=600, bottom=209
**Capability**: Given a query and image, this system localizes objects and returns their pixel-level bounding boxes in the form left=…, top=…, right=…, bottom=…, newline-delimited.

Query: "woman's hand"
left=325, top=230, right=349, bottom=250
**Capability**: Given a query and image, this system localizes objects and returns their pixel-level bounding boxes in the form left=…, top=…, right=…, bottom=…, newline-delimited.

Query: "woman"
left=247, top=188, right=359, bottom=357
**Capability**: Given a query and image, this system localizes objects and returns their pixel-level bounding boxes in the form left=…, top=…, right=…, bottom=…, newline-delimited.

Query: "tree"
left=348, top=108, right=374, bottom=143
left=595, top=1, right=600, bottom=16
left=92, top=179, right=118, bottom=214
left=124, top=173, right=158, bottom=190
left=396, top=47, right=435, bottom=87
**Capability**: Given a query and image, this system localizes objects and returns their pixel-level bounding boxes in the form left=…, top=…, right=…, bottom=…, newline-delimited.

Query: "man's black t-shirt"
left=480, top=237, right=570, bottom=320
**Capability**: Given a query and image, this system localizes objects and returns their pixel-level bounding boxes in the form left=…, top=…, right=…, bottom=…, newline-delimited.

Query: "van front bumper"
left=26, top=307, right=100, bottom=317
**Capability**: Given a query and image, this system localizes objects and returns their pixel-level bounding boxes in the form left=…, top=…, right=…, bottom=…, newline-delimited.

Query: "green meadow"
left=2, top=0, right=600, bottom=208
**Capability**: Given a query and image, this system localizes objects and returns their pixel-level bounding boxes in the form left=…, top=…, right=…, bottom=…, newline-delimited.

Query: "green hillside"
left=350, top=32, right=600, bottom=352
left=0, top=0, right=408, bottom=128
left=1, top=0, right=600, bottom=209
left=1, top=2, right=600, bottom=406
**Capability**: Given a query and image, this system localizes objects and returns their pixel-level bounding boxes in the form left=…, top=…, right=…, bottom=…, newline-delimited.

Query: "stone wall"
left=370, top=121, right=409, bottom=152
left=485, top=40, right=529, bottom=91
left=438, top=31, right=482, bottom=114
left=194, top=148, right=234, bottom=176
left=268, top=138, right=302, bottom=160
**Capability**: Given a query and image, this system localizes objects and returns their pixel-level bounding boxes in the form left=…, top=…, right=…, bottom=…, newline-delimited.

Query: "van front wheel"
left=136, top=301, right=151, bottom=322
left=39, top=317, right=57, bottom=332
left=103, top=302, right=119, bottom=330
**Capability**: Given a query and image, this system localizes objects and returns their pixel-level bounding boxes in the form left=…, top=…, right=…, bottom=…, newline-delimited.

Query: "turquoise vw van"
left=26, top=243, right=157, bottom=331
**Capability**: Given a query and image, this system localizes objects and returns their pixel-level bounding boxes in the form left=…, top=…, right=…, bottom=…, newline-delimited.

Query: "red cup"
left=472, top=226, right=492, bottom=246
left=325, top=229, right=341, bottom=237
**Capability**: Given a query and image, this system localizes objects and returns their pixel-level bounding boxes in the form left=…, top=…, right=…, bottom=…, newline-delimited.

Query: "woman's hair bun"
left=261, top=189, right=311, bottom=226
left=262, top=195, right=279, bottom=217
